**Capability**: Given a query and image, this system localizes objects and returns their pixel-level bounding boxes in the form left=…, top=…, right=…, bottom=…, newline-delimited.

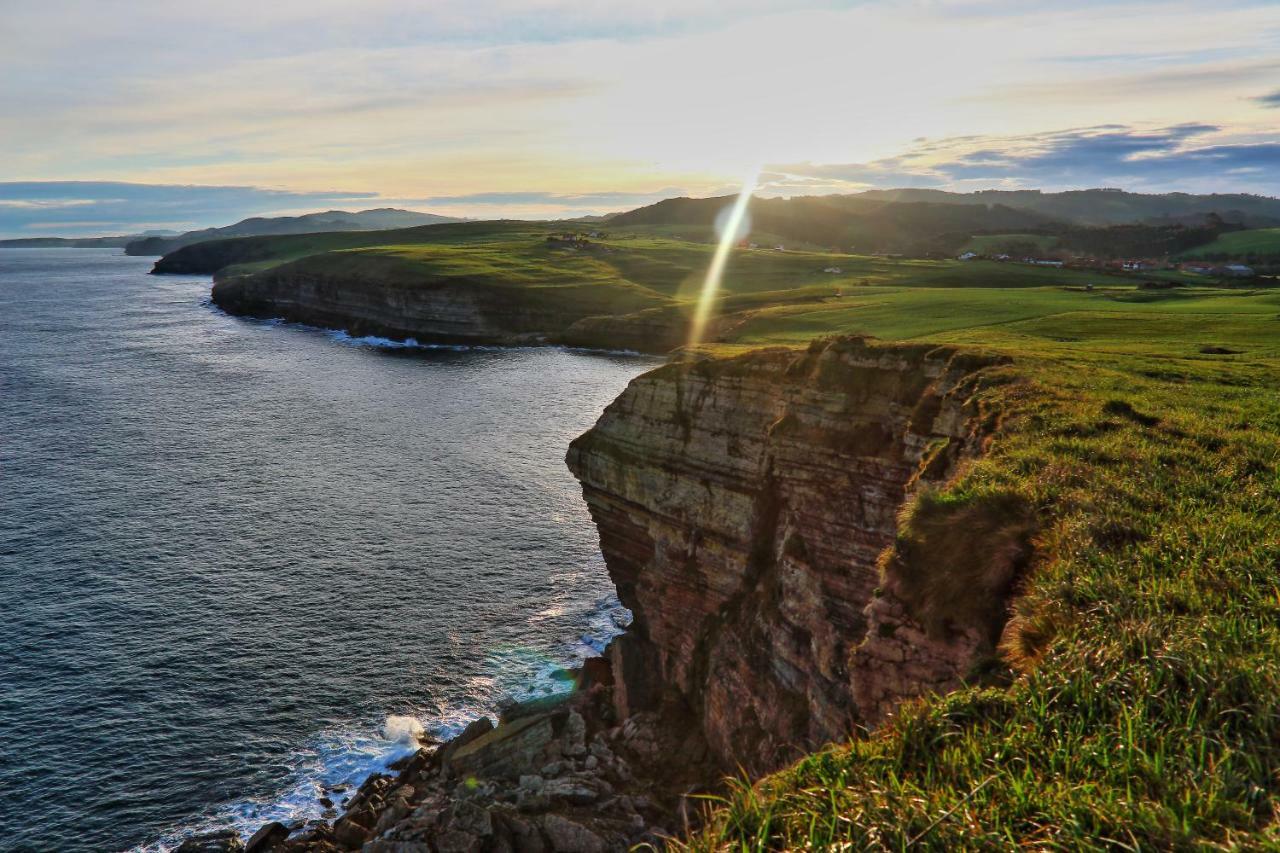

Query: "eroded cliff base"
left=201, top=667, right=716, bottom=853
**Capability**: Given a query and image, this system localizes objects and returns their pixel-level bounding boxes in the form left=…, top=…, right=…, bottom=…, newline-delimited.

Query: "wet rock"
left=245, top=822, right=289, bottom=853
left=436, top=717, right=495, bottom=768
left=332, top=810, right=374, bottom=850
left=176, top=830, right=245, bottom=853
left=448, top=714, right=555, bottom=780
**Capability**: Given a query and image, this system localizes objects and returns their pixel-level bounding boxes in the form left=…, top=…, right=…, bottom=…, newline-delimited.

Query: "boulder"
left=540, top=815, right=607, bottom=853
left=244, top=822, right=289, bottom=853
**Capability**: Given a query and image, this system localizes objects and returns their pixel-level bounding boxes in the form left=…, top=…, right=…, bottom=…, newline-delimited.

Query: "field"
left=1178, top=227, right=1280, bottom=259
left=188, top=220, right=1280, bottom=847
left=960, top=233, right=1059, bottom=255
left=677, top=264, right=1280, bottom=849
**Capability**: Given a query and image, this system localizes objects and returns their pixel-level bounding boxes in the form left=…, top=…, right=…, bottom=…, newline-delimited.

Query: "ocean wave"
left=142, top=594, right=631, bottom=852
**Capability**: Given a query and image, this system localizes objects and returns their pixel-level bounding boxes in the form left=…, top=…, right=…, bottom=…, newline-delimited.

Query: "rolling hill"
left=124, top=208, right=462, bottom=256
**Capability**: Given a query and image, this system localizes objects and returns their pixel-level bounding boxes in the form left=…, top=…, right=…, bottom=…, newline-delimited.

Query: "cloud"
left=1255, top=89, right=1280, bottom=107
left=0, top=182, right=376, bottom=237
left=411, top=187, right=697, bottom=208
left=768, top=124, right=1280, bottom=194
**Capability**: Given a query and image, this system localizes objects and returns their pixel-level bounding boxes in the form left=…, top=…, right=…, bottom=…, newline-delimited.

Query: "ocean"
left=0, top=249, right=653, bottom=851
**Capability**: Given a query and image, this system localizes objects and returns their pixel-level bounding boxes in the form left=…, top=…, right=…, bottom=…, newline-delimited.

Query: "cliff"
left=567, top=336, right=1019, bottom=773
left=209, top=252, right=670, bottom=348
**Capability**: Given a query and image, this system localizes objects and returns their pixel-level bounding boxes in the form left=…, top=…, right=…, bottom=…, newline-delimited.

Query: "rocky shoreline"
left=179, top=660, right=715, bottom=853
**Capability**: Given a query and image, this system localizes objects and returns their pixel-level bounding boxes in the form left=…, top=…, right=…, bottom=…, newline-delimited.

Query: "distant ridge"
left=607, top=189, right=1280, bottom=254
left=852, top=188, right=1280, bottom=227
left=125, top=208, right=463, bottom=256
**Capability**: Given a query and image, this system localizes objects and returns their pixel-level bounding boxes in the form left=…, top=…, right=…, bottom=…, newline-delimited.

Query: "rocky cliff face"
left=209, top=258, right=654, bottom=348
left=567, top=337, right=1009, bottom=773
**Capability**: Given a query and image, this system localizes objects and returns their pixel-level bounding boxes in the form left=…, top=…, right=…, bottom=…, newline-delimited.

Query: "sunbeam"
left=687, top=170, right=758, bottom=350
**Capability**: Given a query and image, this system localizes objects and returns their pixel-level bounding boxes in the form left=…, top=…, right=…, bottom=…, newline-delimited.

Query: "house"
left=1030, top=258, right=1064, bottom=268
left=1222, top=264, right=1255, bottom=277
left=774, top=245, right=786, bottom=252
left=748, top=242, right=759, bottom=250
left=957, top=252, right=978, bottom=261
left=823, top=266, right=843, bottom=274
left=1122, top=260, right=1155, bottom=272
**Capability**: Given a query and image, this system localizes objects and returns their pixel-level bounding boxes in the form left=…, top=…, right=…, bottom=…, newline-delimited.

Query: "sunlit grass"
left=677, top=313, right=1280, bottom=850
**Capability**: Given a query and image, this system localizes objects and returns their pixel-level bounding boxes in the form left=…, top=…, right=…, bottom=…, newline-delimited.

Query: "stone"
left=540, top=814, right=607, bottom=853
left=175, top=830, right=244, bottom=853
left=434, top=829, right=480, bottom=853
left=436, top=717, right=495, bottom=769
left=244, top=822, right=289, bottom=853
left=561, top=710, right=588, bottom=757
left=332, top=813, right=373, bottom=850
left=544, top=778, right=600, bottom=805
left=448, top=715, right=556, bottom=780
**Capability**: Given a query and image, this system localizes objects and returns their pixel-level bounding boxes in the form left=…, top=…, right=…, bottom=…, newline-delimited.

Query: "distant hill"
left=609, top=194, right=1055, bottom=254
left=608, top=190, right=1280, bottom=256
left=854, top=188, right=1280, bottom=227
left=124, top=208, right=462, bottom=256
left=0, top=234, right=163, bottom=249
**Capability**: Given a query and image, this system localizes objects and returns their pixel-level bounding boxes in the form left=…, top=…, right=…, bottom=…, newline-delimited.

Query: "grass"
left=1179, top=227, right=1280, bottom=259
left=961, top=233, right=1059, bottom=255
left=674, top=281, right=1280, bottom=850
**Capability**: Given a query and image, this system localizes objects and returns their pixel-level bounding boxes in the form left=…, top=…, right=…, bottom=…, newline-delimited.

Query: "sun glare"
left=687, top=170, right=758, bottom=350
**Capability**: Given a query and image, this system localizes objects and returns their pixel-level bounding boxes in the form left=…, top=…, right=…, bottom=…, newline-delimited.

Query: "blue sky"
left=2, top=1, right=1279, bottom=236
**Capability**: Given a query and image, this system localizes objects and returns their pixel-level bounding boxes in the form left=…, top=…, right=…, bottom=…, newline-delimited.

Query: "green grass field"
left=676, top=271, right=1280, bottom=851
left=201, top=219, right=1280, bottom=847
left=961, top=233, right=1059, bottom=255
left=1178, top=227, right=1280, bottom=259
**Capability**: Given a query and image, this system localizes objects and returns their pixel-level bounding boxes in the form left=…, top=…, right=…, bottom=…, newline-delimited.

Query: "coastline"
left=162, top=595, right=634, bottom=852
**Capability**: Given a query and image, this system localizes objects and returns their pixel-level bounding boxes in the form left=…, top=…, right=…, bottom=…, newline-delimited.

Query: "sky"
left=2, top=0, right=1280, bottom=236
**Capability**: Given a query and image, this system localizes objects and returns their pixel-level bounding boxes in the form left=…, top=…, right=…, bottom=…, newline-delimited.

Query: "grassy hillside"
left=859, top=188, right=1280, bottom=227
left=125, top=207, right=460, bottom=256
left=188, top=212, right=1280, bottom=846
left=1179, top=227, right=1280, bottom=260
left=609, top=195, right=1052, bottom=254
left=675, top=282, right=1280, bottom=849
left=960, top=233, right=1058, bottom=255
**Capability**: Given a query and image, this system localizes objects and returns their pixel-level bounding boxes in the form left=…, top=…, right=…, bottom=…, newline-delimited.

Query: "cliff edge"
left=567, top=336, right=1021, bottom=774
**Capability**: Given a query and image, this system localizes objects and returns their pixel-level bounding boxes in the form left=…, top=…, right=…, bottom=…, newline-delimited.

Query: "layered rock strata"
left=211, top=270, right=602, bottom=348
left=566, top=336, right=1006, bottom=772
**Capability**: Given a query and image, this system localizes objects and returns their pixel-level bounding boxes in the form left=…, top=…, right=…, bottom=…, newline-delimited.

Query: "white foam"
left=143, top=593, right=632, bottom=852
left=382, top=715, right=426, bottom=745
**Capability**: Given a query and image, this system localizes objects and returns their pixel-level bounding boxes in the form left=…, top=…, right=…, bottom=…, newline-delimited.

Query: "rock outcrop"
left=567, top=336, right=1010, bottom=772
left=209, top=254, right=666, bottom=349
left=261, top=683, right=712, bottom=853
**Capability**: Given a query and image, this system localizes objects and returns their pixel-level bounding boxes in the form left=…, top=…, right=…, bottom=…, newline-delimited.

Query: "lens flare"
left=687, top=170, right=758, bottom=350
